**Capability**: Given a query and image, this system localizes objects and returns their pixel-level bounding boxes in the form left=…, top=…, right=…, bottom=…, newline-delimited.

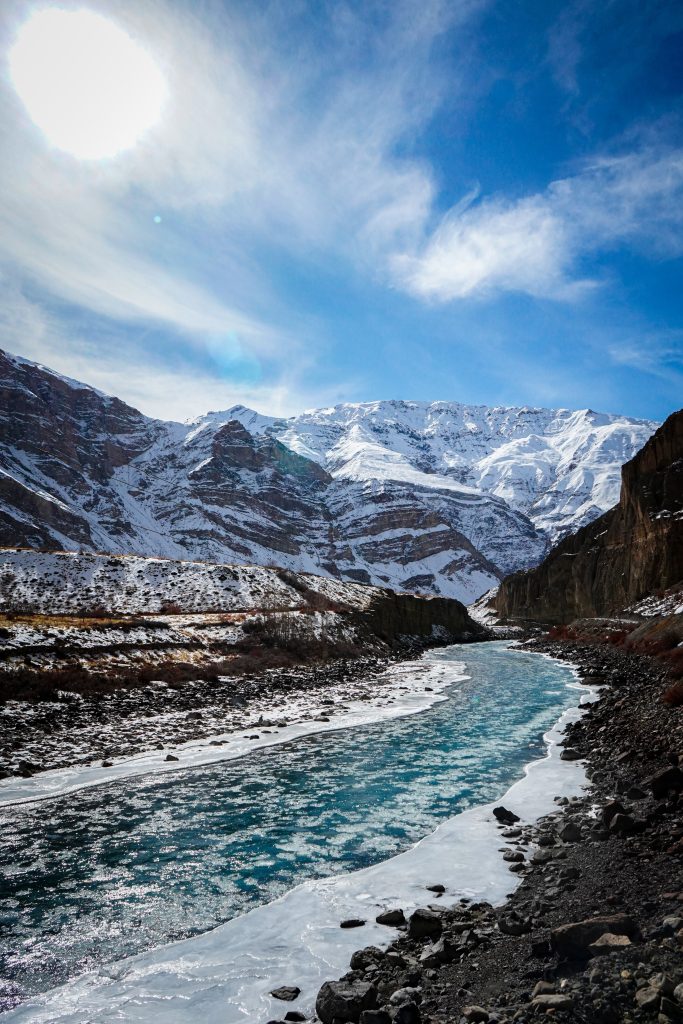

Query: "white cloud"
left=394, top=146, right=683, bottom=302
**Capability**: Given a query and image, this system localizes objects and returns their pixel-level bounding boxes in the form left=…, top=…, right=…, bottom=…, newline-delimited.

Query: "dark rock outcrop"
left=496, top=409, right=683, bottom=623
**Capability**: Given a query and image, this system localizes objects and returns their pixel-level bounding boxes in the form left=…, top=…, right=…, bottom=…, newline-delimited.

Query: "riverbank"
left=0, top=643, right=589, bottom=1021
left=0, top=651, right=465, bottom=806
left=317, top=637, right=682, bottom=1024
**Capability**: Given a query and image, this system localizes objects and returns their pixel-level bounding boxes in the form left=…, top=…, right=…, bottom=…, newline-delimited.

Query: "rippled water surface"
left=0, top=642, right=577, bottom=1007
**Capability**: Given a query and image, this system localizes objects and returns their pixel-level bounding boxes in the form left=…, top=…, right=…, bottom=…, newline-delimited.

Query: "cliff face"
left=496, top=410, right=683, bottom=623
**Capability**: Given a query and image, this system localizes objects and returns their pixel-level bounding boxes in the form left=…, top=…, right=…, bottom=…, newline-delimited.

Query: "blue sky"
left=0, top=0, right=681, bottom=422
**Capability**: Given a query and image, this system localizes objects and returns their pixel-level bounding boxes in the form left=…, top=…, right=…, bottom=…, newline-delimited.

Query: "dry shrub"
left=547, top=624, right=578, bottom=641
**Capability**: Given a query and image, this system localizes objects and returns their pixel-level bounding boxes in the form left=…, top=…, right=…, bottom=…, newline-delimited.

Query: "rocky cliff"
left=496, top=410, right=683, bottom=623
left=0, top=348, right=656, bottom=602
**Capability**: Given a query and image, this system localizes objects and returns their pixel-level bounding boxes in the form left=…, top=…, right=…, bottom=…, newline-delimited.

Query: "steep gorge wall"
left=496, top=410, right=683, bottom=624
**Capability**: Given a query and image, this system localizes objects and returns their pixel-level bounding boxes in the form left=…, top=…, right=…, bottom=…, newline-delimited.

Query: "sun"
left=9, top=8, right=167, bottom=160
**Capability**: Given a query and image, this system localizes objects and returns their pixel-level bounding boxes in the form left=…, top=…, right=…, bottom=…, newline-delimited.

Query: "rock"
left=420, top=936, right=458, bottom=965
left=673, top=982, right=683, bottom=1004
left=315, top=979, right=378, bottom=1024
left=645, top=766, right=683, bottom=799
left=390, top=988, right=422, bottom=1006
left=588, top=932, right=632, bottom=955
left=408, top=908, right=443, bottom=939
left=340, top=918, right=366, bottom=929
left=350, top=947, right=384, bottom=971
left=503, top=851, right=524, bottom=862
left=609, top=812, right=642, bottom=835
left=284, top=1014, right=306, bottom=1023
left=532, top=982, right=557, bottom=997
left=463, top=1006, right=489, bottom=1022
left=551, top=914, right=638, bottom=958
left=560, top=748, right=582, bottom=761
left=531, top=994, right=573, bottom=1010
left=164, top=753, right=179, bottom=761
left=627, top=785, right=647, bottom=800
left=660, top=996, right=683, bottom=1021
left=394, top=1002, right=420, bottom=1024
left=493, top=806, right=520, bottom=825
left=635, top=987, right=661, bottom=1011
left=359, top=1012, right=392, bottom=1024
left=498, top=915, right=531, bottom=936
left=662, top=917, right=683, bottom=936
left=601, top=799, right=627, bottom=825
left=558, top=821, right=582, bottom=843
left=376, top=908, right=406, bottom=927
left=271, top=986, right=301, bottom=1001
left=651, top=974, right=676, bottom=997
left=426, top=883, right=445, bottom=893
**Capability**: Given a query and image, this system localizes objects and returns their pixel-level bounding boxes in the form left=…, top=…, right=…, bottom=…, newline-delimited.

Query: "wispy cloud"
left=393, top=145, right=683, bottom=302
left=608, top=331, right=683, bottom=383
left=0, top=0, right=482, bottom=410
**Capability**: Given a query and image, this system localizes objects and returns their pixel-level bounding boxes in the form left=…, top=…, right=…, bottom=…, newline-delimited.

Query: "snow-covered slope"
left=0, top=349, right=657, bottom=602
left=250, top=400, right=656, bottom=542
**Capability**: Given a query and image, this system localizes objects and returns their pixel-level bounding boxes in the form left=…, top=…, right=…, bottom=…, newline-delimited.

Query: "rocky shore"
left=0, top=650, right=428, bottom=784
left=300, top=637, right=682, bottom=1024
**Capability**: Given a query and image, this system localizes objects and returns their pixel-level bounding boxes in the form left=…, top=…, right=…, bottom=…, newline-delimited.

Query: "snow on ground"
left=627, top=586, right=683, bottom=618
left=0, top=549, right=382, bottom=616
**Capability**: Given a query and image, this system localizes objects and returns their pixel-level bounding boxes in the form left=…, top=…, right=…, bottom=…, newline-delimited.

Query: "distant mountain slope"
left=0, top=348, right=657, bottom=602
left=496, top=409, right=683, bottom=622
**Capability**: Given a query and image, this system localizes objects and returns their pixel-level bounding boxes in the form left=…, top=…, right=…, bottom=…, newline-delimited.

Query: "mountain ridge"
left=0, top=348, right=658, bottom=602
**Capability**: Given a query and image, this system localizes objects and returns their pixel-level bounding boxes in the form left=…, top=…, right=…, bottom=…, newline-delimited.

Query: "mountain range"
left=0, top=348, right=658, bottom=603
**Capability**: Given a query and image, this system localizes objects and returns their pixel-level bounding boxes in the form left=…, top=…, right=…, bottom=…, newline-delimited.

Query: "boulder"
left=609, top=812, right=642, bottom=835
left=531, top=994, right=573, bottom=1010
left=493, top=806, right=520, bottom=825
left=375, top=908, right=406, bottom=927
left=408, top=908, right=442, bottom=939
left=350, top=947, right=384, bottom=971
left=558, top=821, right=582, bottom=843
left=498, top=914, right=531, bottom=936
left=560, top=748, right=582, bottom=761
left=271, top=986, right=301, bottom=1002
left=315, top=980, right=378, bottom=1024
left=645, top=766, right=683, bottom=799
left=601, top=799, right=627, bottom=825
left=635, top=987, right=660, bottom=1011
left=462, top=1007, right=489, bottom=1022
left=359, top=1012, right=392, bottom=1024
left=551, top=914, right=638, bottom=959
left=394, top=1003, right=421, bottom=1024
left=340, top=918, right=366, bottom=929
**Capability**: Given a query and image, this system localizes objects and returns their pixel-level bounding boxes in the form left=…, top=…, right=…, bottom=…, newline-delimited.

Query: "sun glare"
left=9, top=8, right=167, bottom=160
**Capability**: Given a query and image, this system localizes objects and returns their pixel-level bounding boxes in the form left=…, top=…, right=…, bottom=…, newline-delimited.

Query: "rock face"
left=0, top=349, right=656, bottom=602
left=496, top=410, right=683, bottom=623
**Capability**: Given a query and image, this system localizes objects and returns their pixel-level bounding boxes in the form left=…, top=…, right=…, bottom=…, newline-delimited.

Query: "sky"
left=0, top=0, right=681, bottom=423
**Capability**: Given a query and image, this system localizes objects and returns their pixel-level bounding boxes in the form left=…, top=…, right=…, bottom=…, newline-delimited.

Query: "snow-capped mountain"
left=0, top=349, right=658, bottom=602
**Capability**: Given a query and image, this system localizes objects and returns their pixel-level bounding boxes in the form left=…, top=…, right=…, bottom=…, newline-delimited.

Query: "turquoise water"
left=0, top=642, right=577, bottom=1009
